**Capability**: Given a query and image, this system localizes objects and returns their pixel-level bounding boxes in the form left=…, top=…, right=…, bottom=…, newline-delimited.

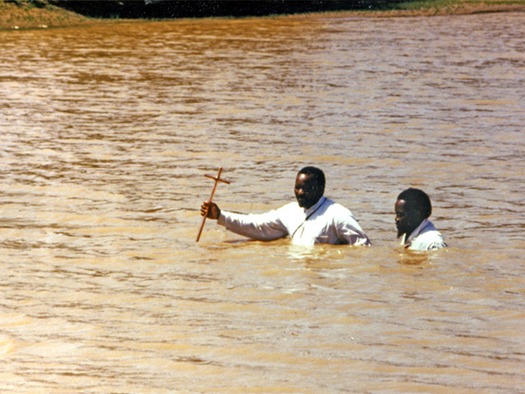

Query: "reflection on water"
left=0, top=11, right=524, bottom=392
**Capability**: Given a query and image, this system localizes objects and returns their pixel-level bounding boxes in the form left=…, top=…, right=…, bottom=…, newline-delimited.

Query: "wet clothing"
left=217, top=197, right=370, bottom=247
left=401, top=219, right=447, bottom=251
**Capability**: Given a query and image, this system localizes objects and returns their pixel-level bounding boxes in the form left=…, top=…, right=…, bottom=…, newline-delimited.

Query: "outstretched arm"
left=218, top=209, right=288, bottom=242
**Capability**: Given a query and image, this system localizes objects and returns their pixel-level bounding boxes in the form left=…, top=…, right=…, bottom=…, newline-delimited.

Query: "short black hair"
left=397, top=188, right=432, bottom=218
left=298, top=166, right=325, bottom=193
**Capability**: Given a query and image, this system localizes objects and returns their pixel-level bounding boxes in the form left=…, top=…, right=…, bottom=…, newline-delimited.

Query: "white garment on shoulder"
left=402, top=219, right=447, bottom=251
left=217, top=197, right=370, bottom=246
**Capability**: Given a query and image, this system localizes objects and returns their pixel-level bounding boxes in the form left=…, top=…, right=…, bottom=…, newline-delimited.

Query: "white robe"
left=401, top=219, right=447, bottom=251
left=217, top=197, right=371, bottom=247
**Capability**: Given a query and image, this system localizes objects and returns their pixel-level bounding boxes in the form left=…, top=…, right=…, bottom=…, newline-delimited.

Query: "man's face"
left=294, top=173, right=323, bottom=209
left=395, top=199, right=422, bottom=238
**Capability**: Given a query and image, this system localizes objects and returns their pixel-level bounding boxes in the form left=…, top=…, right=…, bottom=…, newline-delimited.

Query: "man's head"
left=295, top=166, right=325, bottom=209
left=395, top=188, right=432, bottom=238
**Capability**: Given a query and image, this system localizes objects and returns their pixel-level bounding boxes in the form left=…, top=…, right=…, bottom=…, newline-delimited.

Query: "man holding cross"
left=200, top=166, right=371, bottom=246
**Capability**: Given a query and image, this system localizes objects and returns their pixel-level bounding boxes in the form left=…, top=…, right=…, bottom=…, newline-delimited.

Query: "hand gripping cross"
left=196, top=167, right=231, bottom=242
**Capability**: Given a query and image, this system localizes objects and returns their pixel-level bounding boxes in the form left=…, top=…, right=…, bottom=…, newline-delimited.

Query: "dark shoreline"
left=1, top=0, right=525, bottom=31
left=53, top=0, right=394, bottom=19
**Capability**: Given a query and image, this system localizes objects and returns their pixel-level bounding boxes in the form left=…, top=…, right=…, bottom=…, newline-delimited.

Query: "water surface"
left=1, top=11, right=524, bottom=393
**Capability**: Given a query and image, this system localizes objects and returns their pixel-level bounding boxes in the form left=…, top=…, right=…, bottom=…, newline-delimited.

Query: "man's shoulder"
left=415, top=229, right=444, bottom=241
left=324, top=198, right=350, bottom=210
left=322, top=198, right=356, bottom=218
left=411, top=228, right=446, bottom=250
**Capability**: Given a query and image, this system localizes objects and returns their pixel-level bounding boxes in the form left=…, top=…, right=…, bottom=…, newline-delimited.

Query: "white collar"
left=304, top=196, right=326, bottom=216
left=402, top=219, right=432, bottom=245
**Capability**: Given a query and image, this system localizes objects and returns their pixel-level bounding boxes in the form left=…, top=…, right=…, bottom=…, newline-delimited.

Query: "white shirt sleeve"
left=333, top=207, right=371, bottom=246
left=217, top=209, right=289, bottom=241
left=410, top=232, right=447, bottom=250
left=405, top=220, right=447, bottom=251
left=337, top=218, right=371, bottom=246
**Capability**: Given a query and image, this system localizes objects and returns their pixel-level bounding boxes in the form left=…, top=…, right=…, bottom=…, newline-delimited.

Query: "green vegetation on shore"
left=0, top=0, right=89, bottom=30
left=360, top=0, right=525, bottom=15
left=1, top=0, right=524, bottom=30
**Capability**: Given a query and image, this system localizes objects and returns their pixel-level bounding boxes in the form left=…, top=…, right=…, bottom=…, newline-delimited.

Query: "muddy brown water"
left=1, top=11, right=524, bottom=393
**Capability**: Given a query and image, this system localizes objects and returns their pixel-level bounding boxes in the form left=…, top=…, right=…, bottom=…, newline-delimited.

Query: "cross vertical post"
left=196, top=167, right=231, bottom=242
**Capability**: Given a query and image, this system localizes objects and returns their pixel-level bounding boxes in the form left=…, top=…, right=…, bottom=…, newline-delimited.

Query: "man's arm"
left=336, top=211, right=371, bottom=246
left=201, top=201, right=288, bottom=241
left=218, top=209, right=288, bottom=241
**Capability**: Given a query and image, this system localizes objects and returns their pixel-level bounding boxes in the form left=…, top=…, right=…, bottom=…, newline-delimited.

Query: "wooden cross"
left=196, top=167, right=231, bottom=242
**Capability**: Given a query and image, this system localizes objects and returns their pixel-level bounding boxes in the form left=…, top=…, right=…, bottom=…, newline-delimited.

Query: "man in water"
left=200, top=166, right=371, bottom=246
left=395, top=188, right=447, bottom=251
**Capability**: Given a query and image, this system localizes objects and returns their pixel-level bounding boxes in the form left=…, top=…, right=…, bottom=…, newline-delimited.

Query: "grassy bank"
left=353, top=0, right=525, bottom=17
left=1, top=0, right=524, bottom=30
left=0, top=0, right=89, bottom=30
